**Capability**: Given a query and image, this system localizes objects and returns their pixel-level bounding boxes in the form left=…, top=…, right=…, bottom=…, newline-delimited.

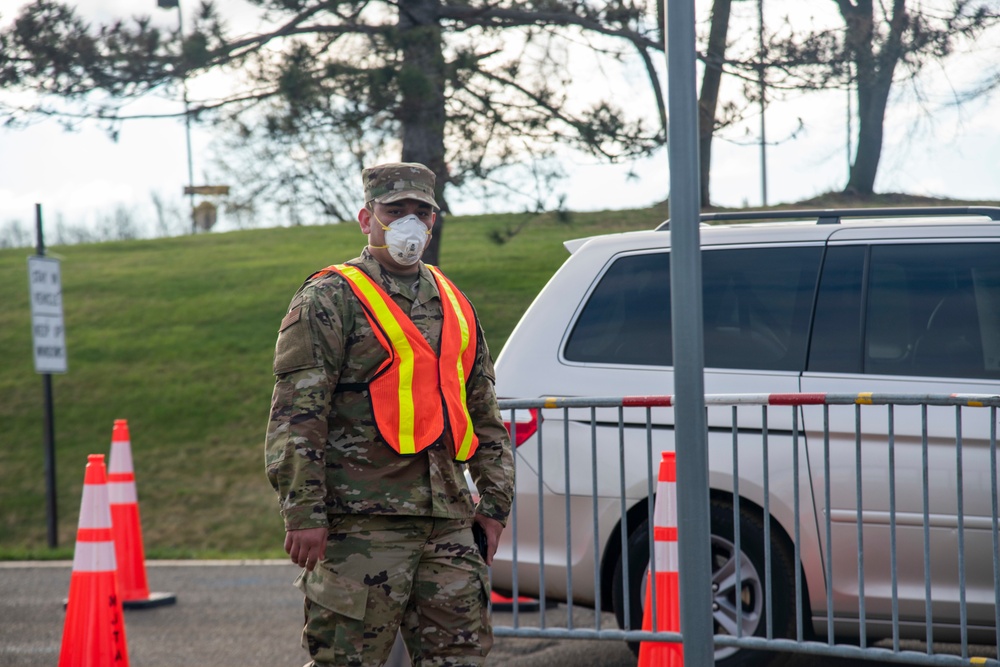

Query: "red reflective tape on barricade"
left=77, top=528, right=114, bottom=543
left=654, top=526, right=678, bottom=542
left=622, top=395, right=674, bottom=407
left=768, top=393, right=827, bottom=405
left=106, top=472, right=135, bottom=483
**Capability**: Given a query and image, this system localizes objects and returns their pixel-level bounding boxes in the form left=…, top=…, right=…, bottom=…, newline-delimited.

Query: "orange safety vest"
left=318, top=263, right=480, bottom=461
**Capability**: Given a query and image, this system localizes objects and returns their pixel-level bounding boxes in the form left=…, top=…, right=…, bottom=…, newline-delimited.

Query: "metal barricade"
left=491, top=393, right=1000, bottom=666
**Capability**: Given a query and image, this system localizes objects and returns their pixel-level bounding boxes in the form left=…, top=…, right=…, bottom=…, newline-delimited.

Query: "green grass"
left=0, top=206, right=666, bottom=559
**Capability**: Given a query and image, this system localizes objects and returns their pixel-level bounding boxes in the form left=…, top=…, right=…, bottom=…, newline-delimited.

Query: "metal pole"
left=665, top=1, right=713, bottom=665
left=176, top=2, right=196, bottom=233
left=758, top=0, right=768, bottom=206
left=35, top=203, right=58, bottom=549
left=846, top=62, right=853, bottom=180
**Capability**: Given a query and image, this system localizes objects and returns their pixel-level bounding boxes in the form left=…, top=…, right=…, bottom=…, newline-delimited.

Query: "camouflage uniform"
left=266, top=183, right=514, bottom=666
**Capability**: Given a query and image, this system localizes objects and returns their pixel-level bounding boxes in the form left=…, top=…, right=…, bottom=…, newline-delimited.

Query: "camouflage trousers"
left=294, top=514, right=492, bottom=667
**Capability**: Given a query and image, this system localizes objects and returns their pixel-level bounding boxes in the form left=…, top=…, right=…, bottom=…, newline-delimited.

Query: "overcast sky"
left=1, top=0, right=998, bottom=239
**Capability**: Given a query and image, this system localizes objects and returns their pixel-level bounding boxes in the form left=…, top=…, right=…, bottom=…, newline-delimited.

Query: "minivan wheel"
left=612, top=498, right=797, bottom=667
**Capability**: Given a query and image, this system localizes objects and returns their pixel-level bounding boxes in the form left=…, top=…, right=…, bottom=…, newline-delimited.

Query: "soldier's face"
left=359, top=200, right=436, bottom=272
left=359, top=200, right=435, bottom=241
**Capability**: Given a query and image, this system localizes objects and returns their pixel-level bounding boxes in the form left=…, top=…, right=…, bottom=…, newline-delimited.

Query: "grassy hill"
left=0, top=206, right=666, bottom=559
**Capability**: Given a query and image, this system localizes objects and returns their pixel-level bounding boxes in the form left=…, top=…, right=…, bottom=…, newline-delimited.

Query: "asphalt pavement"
left=2, top=560, right=992, bottom=667
left=0, top=560, right=639, bottom=667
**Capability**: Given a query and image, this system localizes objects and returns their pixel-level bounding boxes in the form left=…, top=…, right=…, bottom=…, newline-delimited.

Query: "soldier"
left=265, top=162, right=514, bottom=667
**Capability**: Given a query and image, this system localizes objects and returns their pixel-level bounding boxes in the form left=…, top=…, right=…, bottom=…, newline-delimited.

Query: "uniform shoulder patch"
left=280, top=307, right=302, bottom=332
left=274, top=304, right=319, bottom=375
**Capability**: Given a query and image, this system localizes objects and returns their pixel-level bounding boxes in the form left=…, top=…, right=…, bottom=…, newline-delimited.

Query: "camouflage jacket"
left=265, top=248, right=514, bottom=532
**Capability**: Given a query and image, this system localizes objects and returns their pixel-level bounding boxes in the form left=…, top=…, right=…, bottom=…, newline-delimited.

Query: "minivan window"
left=808, top=245, right=865, bottom=373
left=564, top=252, right=672, bottom=366
left=702, top=246, right=820, bottom=371
left=809, top=243, right=1000, bottom=379
left=564, top=246, right=822, bottom=370
left=866, top=243, right=1000, bottom=379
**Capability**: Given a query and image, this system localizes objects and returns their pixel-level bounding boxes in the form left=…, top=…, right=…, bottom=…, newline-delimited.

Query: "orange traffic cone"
left=490, top=591, right=540, bottom=613
left=107, top=419, right=176, bottom=609
left=637, top=451, right=683, bottom=666
left=59, top=454, right=130, bottom=667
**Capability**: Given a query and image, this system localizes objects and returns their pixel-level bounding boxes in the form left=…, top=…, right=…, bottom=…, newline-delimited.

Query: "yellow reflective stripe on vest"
left=429, top=267, right=476, bottom=460
left=336, top=264, right=419, bottom=454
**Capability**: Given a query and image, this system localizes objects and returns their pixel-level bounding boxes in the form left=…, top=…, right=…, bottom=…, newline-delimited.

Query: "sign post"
left=28, top=204, right=65, bottom=548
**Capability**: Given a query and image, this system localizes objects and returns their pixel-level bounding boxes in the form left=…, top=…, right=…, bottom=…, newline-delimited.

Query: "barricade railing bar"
left=492, top=393, right=1000, bottom=667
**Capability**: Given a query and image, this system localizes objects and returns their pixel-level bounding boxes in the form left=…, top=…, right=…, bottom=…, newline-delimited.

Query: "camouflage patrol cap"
left=362, top=162, right=438, bottom=209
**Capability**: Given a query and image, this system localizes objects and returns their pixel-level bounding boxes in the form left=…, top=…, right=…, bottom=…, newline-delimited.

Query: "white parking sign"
left=28, top=256, right=67, bottom=374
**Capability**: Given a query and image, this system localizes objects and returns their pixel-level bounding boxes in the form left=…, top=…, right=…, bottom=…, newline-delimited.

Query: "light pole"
left=757, top=0, right=768, bottom=206
left=157, top=0, right=196, bottom=232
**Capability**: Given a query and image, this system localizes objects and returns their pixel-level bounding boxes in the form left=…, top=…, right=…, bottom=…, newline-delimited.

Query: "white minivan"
left=490, top=207, right=1000, bottom=667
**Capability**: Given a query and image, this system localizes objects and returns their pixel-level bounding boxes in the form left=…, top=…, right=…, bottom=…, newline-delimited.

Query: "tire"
left=612, top=498, right=797, bottom=667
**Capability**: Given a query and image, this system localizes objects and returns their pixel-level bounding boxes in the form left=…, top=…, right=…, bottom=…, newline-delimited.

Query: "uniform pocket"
left=294, top=565, right=369, bottom=621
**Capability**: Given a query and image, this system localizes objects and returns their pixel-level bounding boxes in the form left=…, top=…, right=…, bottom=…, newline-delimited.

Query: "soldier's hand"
left=474, top=514, right=504, bottom=566
left=285, top=526, right=328, bottom=572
